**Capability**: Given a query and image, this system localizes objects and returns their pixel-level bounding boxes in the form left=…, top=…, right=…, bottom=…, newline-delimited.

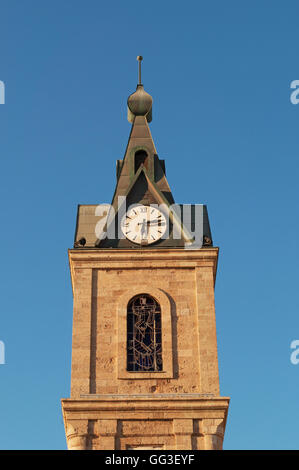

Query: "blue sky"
left=0, top=0, right=298, bottom=449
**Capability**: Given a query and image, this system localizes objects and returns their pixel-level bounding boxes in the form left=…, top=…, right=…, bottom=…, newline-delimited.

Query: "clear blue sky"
left=0, top=0, right=298, bottom=450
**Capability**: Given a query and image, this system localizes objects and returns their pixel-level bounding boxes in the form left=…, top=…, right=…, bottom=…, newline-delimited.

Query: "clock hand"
left=146, top=220, right=165, bottom=225
left=137, top=219, right=165, bottom=225
left=140, top=218, right=148, bottom=238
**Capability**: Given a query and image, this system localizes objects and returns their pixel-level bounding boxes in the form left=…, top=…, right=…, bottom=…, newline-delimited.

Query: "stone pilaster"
left=202, top=418, right=225, bottom=450
left=65, top=419, right=89, bottom=450
left=95, top=419, right=119, bottom=450
left=173, top=418, right=193, bottom=450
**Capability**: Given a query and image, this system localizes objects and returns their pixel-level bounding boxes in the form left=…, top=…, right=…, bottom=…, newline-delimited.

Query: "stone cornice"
left=68, top=247, right=219, bottom=261
left=68, top=248, right=219, bottom=292
left=61, top=396, right=229, bottom=413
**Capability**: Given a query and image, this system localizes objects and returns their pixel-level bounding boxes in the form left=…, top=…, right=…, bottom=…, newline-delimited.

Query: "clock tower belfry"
left=61, top=57, right=230, bottom=450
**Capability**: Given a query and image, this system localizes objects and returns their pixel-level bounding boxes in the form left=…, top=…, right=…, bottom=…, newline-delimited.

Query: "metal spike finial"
left=137, top=55, right=143, bottom=85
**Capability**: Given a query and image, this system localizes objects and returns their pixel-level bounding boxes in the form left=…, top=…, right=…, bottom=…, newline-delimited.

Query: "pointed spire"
left=127, top=56, right=153, bottom=123
left=137, top=55, right=143, bottom=85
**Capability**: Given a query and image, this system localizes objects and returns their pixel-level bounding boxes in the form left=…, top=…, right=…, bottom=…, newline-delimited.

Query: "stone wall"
left=62, top=248, right=229, bottom=450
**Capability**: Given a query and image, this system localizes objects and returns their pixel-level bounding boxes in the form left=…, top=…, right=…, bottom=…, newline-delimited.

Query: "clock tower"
left=61, top=57, right=230, bottom=450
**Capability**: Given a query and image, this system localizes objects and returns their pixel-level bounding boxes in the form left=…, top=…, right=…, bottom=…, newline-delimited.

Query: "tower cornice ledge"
left=68, top=247, right=219, bottom=290
left=61, top=396, right=230, bottom=450
left=61, top=396, right=230, bottom=412
left=61, top=396, right=230, bottom=425
left=68, top=247, right=219, bottom=266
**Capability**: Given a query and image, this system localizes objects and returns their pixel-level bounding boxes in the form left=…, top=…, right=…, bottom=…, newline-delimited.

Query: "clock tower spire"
left=61, top=58, right=230, bottom=450
left=96, top=57, right=211, bottom=249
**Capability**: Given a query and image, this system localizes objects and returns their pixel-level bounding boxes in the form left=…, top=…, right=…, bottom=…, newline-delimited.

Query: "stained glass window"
left=127, top=294, right=162, bottom=372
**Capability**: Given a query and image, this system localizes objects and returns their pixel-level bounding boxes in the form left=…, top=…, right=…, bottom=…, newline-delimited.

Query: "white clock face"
left=121, top=205, right=167, bottom=245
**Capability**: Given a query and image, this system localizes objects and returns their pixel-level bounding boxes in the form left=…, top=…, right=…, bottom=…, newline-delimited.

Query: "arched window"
left=127, top=294, right=162, bottom=372
left=135, top=150, right=148, bottom=173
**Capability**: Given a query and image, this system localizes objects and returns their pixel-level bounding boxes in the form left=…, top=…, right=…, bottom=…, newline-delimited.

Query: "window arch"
left=127, top=294, right=162, bottom=372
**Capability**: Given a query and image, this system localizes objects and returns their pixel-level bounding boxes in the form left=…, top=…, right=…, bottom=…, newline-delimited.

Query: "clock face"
left=121, top=205, right=167, bottom=245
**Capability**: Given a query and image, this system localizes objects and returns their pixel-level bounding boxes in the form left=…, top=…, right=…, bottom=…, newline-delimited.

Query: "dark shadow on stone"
left=90, top=269, right=98, bottom=393
left=160, top=290, right=179, bottom=379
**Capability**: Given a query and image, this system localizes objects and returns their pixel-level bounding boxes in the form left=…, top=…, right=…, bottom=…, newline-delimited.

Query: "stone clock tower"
left=61, top=57, right=230, bottom=450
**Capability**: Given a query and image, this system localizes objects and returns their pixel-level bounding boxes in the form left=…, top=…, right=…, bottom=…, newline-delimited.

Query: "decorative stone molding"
left=202, top=418, right=226, bottom=450
left=61, top=396, right=229, bottom=450
left=173, top=418, right=193, bottom=450
left=65, top=420, right=89, bottom=450
left=117, top=286, right=174, bottom=379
